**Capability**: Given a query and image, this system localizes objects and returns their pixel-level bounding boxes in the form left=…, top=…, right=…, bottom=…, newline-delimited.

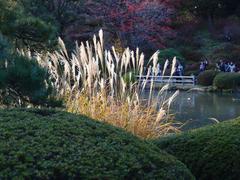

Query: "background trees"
left=0, top=0, right=58, bottom=51
left=83, top=0, right=181, bottom=54
left=0, top=0, right=57, bottom=106
left=19, top=0, right=84, bottom=36
left=1, top=0, right=240, bottom=106
left=181, top=0, right=240, bottom=30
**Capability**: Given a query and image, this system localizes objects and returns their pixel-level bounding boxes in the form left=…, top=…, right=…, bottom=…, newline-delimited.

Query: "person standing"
left=157, top=63, right=162, bottom=76
left=204, top=59, right=208, bottom=68
left=225, top=62, right=230, bottom=72
left=216, top=62, right=220, bottom=71
left=219, top=60, right=225, bottom=72
left=177, top=63, right=184, bottom=76
left=229, top=62, right=236, bottom=72
left=200, top=62, right=205, bottom=72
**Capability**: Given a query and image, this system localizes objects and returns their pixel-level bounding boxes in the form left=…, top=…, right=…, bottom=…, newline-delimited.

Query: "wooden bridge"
left=136, top=75, right=196, bottom=86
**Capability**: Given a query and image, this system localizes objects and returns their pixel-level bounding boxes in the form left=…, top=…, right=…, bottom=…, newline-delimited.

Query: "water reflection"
left=144, top=90, right=240, bottom=131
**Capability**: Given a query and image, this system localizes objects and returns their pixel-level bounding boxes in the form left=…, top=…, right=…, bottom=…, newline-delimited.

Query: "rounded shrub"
left=213, top=72, right=240, bottom=90
left=153, top=118, right=240, bottom=180
left=197, top=70, right=219, bottom=86
left=0, top=109, right=194, bottom=179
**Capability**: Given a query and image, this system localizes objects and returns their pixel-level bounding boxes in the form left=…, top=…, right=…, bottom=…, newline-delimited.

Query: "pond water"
left=144, top=90, right=240, bottom=131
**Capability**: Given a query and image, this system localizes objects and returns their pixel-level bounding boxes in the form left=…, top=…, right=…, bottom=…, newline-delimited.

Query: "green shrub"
left=213, top=72, right=240, bottom=90
left=123, top=71, right=137, bottom=85
left=0, top=109, right=194, bottom=179
left=158, top=48, right=185, bottom=64
left=180, top=47, right=203, bottom=63
left=153, top=118, right=240, bottom=180
left=197, top=70, right=219, bottom=86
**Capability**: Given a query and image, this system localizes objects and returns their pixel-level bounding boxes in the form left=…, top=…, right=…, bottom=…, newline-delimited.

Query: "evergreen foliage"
left=197, top=70, right=219, bottom=86
left=0, top=109, right=194, bottom=179
left=213, top=72, right=240, bottom=90
left=154, top=117, right=240, bottom=180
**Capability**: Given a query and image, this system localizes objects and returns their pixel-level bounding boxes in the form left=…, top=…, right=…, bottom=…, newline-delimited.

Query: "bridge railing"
left=136, top=75, right=196, bottom=85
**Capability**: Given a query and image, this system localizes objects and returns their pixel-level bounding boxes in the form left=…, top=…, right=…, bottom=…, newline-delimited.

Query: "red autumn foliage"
left=83, top=0, right=181, bottom=53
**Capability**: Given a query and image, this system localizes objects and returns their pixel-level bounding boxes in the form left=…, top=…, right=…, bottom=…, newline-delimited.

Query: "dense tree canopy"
left=84, top=0, right=181, bottom=53
left=0, top=0, right=58, bottom=106
left=182, top=0, right=240, bottom=19
left=0, top=0, right=58, bottom=51
left=19, top=0, right=84, bottom=36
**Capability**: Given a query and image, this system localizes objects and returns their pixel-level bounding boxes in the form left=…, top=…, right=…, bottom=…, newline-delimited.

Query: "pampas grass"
left=25, top=30, right=180, bottom=139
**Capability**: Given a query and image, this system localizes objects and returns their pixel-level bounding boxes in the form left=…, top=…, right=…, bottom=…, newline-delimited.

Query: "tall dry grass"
left=29, top=30, right=180, bottom=139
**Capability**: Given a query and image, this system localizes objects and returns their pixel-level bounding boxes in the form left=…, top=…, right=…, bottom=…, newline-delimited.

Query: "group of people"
left=142, top=58, right=239, bottom=78
left=199, top=60, right=209, bottom=72
left=199, top=59, right=239, bottom=73
left=145, top=61, right=185, bottom=76
left=144, top=58, right=239, bottom=77
left=216, top=60, right=238, bottom=72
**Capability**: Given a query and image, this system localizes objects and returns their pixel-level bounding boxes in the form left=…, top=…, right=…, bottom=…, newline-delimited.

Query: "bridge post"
left=192, top=76, right=195, bottom=85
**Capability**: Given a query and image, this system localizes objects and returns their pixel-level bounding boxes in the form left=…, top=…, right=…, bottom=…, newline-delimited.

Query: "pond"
left=143, top=90, right=240, bottom=131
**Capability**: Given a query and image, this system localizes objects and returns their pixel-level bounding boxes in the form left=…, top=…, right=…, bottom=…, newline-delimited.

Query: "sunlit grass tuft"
left=27, top=30, right=180, bottom=139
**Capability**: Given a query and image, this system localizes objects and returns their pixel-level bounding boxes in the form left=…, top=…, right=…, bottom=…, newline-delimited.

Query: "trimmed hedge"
left=197, top=70, right=219, bottom=86
left=213, top=72, right=240, bottom=90
left=153, top=118, right=240, bottom=180
left=0, top=109, right=194, bottom=179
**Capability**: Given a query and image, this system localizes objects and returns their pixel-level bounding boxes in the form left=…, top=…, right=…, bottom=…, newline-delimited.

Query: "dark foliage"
left=197, top=70, right=219, bottom=86
left=0, top=55, right=52, bottom=105
left=158, top=48, right=185, bottom=65
left=153, top=117, right=240, bottom=180
left=0, top=0, right=58, bottom=51
left=0, top=34, right=11, bottom=61
left=213, top=72, right=240, bottom=90
left=0, top=109, right=194, bottom=179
